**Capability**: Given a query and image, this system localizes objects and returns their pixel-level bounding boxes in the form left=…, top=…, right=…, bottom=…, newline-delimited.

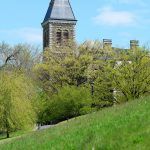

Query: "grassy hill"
left=0, top=97, right=150, bottom=150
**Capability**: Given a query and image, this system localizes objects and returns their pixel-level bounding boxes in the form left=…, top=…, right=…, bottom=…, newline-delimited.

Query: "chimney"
left=130, top=40, right=139, bottom=49
left=103, top=39, right=112, bottom=49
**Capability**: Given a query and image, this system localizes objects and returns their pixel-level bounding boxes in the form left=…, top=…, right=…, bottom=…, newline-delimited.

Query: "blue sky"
left=0, top=0, right=150, bottom=48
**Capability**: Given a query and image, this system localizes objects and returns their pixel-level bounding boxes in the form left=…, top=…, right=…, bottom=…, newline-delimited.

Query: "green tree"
left=113, top=48, right=150, bottom=102
left=85, top=42, right=116, bottom=108
left=0, top=71, right=36, bottom=138
left=34, top=42, right=93, bottom=95
left=93, top=65, right=114, bottom=108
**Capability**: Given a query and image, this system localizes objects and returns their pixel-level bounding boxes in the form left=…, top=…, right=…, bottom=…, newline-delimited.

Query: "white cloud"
left=0, top=27, right=42, bottom=43
left=93, top=6, right=137, bottom=26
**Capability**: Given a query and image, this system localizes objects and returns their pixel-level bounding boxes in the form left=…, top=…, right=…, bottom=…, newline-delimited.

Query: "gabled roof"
left=43, top=0, right=76, bottom=23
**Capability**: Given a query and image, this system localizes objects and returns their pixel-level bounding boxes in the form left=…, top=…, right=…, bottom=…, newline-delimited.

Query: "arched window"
left=56, top=30, right=62, bottom=45
left=63, top=30, right=69, bottom=43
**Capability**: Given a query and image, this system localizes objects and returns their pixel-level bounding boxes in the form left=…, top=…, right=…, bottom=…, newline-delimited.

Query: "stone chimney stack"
left=130, top=40, right=139, bottom=49
left=103, top=39, right=112, bottom=49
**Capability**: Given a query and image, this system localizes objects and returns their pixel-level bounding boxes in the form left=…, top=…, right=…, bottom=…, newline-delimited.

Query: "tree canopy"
left=0, top=70, right=36, bottom=138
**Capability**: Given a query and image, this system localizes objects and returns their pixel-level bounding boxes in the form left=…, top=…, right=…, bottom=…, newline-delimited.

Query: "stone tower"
left=42, top=0, right=77, bottom=48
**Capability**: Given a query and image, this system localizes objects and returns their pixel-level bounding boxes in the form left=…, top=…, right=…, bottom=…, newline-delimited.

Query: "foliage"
left=39, top=86, right=93, bottom=124
left=93, top=68, right=114, bottom=108
left=34, top=44, right=92, bottom=95
left=0, top=71, right=36, bottom=138
left=34, top=46, right=75, bottom=94
left=84, top=41, right=116, bottom=108
left=1, top=41, right=150, bottom=133
left=34, top=90, right=50, bottom=124
left=113, top=48, right=150, bottom=102
left=34, top=40, right=118, bottom=109
left=0, top=42, right=41, bottom=72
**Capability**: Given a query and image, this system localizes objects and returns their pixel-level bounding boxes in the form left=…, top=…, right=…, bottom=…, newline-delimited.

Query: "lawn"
left=0, top=97, right=150, bottom=150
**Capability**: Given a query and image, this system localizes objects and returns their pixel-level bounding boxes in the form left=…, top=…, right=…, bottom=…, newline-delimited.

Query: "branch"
left=5, top=51, right=19, bottom=65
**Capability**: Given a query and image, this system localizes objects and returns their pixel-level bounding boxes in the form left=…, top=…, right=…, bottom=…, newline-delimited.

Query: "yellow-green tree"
left=113, top=48, right=150, bottom=102
left=0, top=71, right=36, bottom=138
left=34, top=43, right=93, bottom=95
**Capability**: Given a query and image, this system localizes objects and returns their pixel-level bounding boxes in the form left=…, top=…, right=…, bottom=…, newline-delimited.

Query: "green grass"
left=0, top=130, right=28, bottom=141
left=0, top=97, right=150, bottom=150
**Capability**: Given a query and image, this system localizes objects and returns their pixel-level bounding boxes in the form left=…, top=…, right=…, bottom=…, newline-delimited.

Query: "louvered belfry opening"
left=56, top=30, right=62, bottom=45
left=42, top=0, right=77, bottom=48
left=63, top=30, right=69, bottom=43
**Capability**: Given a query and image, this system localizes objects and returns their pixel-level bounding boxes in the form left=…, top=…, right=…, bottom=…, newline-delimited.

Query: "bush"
left=40, top=86, right=93, bottom=124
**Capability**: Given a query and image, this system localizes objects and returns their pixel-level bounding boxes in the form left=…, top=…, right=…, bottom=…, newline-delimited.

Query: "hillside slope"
left=0, top=97, right=150, bottom=150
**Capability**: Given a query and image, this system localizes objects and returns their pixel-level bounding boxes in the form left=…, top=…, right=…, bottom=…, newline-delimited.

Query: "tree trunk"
left=6, top=129, right=10, bottom=138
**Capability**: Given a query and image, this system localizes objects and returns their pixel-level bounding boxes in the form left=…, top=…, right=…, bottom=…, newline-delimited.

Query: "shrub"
left=40, top=86, right=93, bottom=124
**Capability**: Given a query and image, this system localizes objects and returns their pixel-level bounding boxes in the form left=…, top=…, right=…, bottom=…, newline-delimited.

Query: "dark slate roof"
left=43, top=0, right=76, bottom=23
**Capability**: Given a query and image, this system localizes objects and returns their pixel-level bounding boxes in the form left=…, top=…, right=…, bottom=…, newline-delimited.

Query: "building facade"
left=42, top=0, right=77, bottom=49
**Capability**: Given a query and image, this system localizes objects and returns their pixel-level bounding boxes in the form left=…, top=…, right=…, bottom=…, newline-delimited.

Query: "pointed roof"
left=43, top=0, right=76, bottom=23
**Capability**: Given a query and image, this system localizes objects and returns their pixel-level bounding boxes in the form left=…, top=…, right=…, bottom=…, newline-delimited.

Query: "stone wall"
left=43, top=22, right=76, bottom=48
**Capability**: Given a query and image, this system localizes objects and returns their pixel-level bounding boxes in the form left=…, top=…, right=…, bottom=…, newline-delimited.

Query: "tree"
left=0, top=42, right=41, bottom=72
left=0, top=71, right=36, bottom=138
left=93, top=65, right=114, bottom=108
left=85, top=41, right=116, bottom=108
left=34, top=42, right=93, bottom=95
left=113, top=48, right=150, bottom=102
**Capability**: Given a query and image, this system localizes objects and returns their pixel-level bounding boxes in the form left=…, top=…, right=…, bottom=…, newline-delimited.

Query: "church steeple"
left=43, top=0, right=76, bottom=22
left=42, top=0, right=77, bottom=48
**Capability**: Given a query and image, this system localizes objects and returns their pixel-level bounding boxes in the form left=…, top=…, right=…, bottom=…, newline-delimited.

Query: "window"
left=63, top=30, right=69, bottom=43
left=56, top=30, right=62, bottom=45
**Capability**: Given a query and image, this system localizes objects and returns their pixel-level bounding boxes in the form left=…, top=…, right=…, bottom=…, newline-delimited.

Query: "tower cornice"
left=41, top=19, right=77, bottom=27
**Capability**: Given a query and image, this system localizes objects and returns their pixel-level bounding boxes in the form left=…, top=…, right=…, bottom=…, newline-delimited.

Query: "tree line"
left=0, top=41, right=150, bottom=138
